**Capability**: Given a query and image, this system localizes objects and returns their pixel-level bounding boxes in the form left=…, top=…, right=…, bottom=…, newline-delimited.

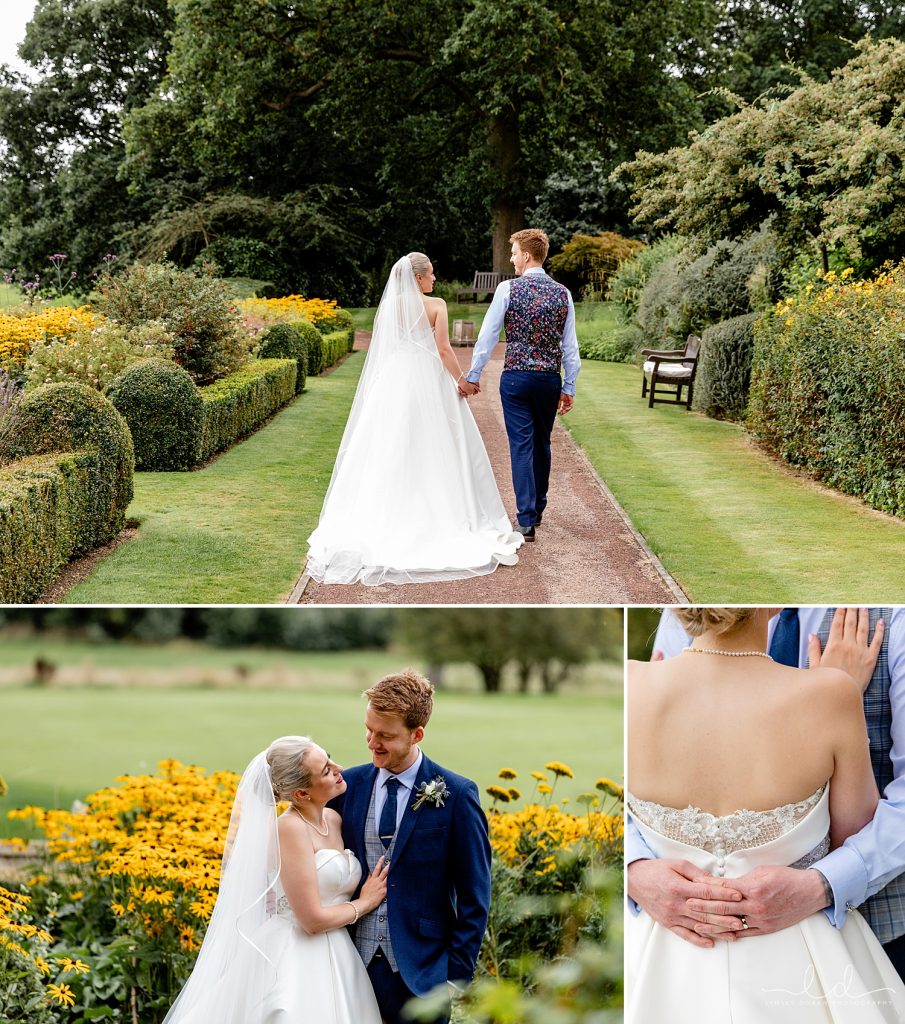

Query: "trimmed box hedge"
left=107, top=358, right=297, bottom=471
left=693, top=312, right=758, bottom=421
left=199, top=358, right=297, bottom=462
left=0, top=383, right=134, bottom=602
left=320, top=329, right=352, bottom=370
left=258, top=323, right=307, bottom=393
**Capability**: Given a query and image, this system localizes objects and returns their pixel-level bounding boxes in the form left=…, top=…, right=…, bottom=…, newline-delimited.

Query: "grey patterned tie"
left=378, top=777, right=400, bottom=848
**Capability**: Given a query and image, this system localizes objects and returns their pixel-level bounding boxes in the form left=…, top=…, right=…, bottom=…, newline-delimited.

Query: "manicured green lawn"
left=0, top=686, right=621, bottom=836
left=565, top=361, right=905, bottom=600
left=65, top=353, right=364, bottom=603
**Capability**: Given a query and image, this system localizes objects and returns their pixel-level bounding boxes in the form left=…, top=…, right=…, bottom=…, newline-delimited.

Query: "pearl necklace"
left=682, top=646, right=773, bottom=659
left=293, top=805, right=329, bottom=836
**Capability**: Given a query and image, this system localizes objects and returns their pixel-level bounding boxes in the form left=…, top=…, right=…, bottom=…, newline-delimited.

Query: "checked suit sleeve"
left=815, top=609, right=905, bottom=927
left=447, top=780, right=492, bottom=983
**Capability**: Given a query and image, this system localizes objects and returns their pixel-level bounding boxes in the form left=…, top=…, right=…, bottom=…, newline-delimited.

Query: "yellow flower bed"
left=238, top=295, right=338, bottom=327
left=0, top=306, right=99, bottom=377
left=10, top=758, right=620, bottom=945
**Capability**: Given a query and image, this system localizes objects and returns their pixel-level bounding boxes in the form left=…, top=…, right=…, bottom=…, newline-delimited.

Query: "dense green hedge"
left=315, top=308, right=355, bottom=339
left=693, top=313, right=758, bottom=421
left=107, top=360, right=202, bottom=471
left=0, top=383, right=134, bottom=602
left=199, top=359, right=297, bottom=462
left=258, top=323, right=307, bottom=393
left=748, top=267, right=905, bottom=516
left=301, top=323, right=324, bottom=375
left=320, top=330, right=352, bottom=370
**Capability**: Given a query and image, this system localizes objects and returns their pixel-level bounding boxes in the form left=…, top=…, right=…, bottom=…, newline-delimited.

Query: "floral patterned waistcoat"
left=503, top=274, right=569, bottom=373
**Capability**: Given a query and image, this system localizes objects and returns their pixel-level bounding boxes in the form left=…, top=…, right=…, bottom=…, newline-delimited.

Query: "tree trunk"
left=488, top=109, right=524, bottom=274
left=479, top=663, right=503, bottom=693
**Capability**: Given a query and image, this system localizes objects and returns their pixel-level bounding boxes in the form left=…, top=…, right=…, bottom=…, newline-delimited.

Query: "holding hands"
left=457, top=376, right=479, bottom=397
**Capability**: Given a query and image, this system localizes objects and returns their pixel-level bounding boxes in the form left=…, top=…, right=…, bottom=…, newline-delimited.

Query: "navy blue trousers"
left=367, top=950, right=450, bottom=1024
left=500, top=369, right=562, bottom=527
left=885, top=934, right=905, bottom=982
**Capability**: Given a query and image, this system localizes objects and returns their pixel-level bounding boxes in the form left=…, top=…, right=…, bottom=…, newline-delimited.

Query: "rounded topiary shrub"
left=291, top=319, right=324, bottom=374
left=258, top=323, right=307, bottom=393
left=0, top=382, right=134, bottom=550
left=107, top=359, right=202, bottom=471
left=693, top=313, right=758, bottom=421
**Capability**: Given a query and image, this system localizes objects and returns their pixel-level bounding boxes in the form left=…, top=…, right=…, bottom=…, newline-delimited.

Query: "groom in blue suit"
left=330, top=669, right=492, bottom=1024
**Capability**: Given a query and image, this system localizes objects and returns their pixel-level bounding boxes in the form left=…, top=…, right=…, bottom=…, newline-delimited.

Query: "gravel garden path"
left=292, top=338, right=683, bottom=605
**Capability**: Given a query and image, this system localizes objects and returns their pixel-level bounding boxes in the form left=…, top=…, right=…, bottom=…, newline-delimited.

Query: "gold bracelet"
left=347, top=900, right=359, bottom=925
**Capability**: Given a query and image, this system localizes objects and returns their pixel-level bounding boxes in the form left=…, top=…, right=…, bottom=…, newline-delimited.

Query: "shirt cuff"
left=815, top=845, right=869, bottom=928
left=561, top=381, right=576, bottom=397
left=465, top=371, right=481, bottom=384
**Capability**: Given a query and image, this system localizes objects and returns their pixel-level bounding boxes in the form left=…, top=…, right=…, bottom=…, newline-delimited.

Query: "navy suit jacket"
left=329, top=753, right=492, bottom=995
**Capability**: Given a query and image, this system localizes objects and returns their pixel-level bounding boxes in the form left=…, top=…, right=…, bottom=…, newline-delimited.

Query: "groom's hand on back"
left=628, top=858, right=744, bottom=948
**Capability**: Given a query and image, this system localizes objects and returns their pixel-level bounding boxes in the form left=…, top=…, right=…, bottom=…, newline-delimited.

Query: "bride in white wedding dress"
left=163, top=737, right=387, bottom=1024
left=306, top=253, right=523, bottom=586
left=626, top=607, right=905, bottom=1023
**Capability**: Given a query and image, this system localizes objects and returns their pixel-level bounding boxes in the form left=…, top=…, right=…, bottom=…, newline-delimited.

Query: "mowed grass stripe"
left=66, top=353, right=365, bottom=604
left=564, top=362, right=905, bottom=601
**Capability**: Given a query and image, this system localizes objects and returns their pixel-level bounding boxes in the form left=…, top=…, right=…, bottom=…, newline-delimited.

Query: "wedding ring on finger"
left=740, top=916, right=749, bottom=930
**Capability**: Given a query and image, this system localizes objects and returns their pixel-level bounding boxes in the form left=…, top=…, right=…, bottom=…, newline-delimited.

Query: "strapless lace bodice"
left=273, top=848, right=362, bottom=920
left=628, top=785, right=830, bottom=874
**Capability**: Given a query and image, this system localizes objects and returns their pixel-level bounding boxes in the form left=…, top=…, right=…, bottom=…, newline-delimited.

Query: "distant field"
left=0, top=685, right=621, bottom=837
left=0, top=636, right=620, bottom=695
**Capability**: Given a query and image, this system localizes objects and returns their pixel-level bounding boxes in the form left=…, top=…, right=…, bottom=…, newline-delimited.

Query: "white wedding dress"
left=626, top=784, right=905, bottom=1023
left=306, top=256, right=522, bottom=585
left=170, top=850, right=380, bottom=1024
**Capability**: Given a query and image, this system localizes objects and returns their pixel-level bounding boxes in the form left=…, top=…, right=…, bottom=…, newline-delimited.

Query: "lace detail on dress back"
left=627, top=784, right=828, bottom=855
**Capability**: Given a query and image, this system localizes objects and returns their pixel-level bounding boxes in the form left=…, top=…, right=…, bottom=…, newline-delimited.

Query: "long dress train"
left=306, top=257, right=522, bottom=585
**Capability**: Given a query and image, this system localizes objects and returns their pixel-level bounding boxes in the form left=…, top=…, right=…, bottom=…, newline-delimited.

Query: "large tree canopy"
left=123, top=0, right=721, bottom=281
left=617, top=37, right=905, bottom=271
left=0, top=0, right=173, bottom=282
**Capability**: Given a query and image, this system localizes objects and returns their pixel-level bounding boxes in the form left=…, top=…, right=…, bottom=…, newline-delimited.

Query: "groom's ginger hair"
left=364, top=669, right=434, bottom=729
left=510, top=228, right=549, bottom=263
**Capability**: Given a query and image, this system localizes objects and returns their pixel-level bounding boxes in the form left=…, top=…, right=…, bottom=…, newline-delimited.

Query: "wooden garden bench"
left=641, top=335, right=701, bottom=410
left=456, top=272, right=515, bottom=303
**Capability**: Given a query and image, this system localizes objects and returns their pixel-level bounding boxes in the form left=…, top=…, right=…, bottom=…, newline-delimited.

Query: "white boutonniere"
left=412, top=776, right=450, bottom=811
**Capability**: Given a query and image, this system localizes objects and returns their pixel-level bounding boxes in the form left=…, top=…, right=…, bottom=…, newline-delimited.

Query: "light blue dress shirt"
left=375, top=748, right=423, bottom=832
left=626, top=607, right=905, bottom=930
left=465, top=268, right=581, bottom=396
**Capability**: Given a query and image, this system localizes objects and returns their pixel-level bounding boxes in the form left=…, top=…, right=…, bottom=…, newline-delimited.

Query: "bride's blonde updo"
left=407, top=252, right=431, bottom=276
left=266, top=735, right=315, bottom=802
left=673, top=607, right=755, bottom=637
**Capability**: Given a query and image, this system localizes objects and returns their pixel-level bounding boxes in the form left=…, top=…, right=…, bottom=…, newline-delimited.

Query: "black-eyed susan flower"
left=486, top=785, right=511, bottom=804
left=57, top=956, right=90, bottom=974
left=498, top=768, right=518, bottom=780
left=47, top=983, right=75, bottom=1007
left=544, top=761, right=574, bottom=779
left=595, top=777, right=623, bottom=800
left=530, top=771, right=548, bottom=782
left=507, top=788, right=521, bottom=801
left=538, top=783, right=553, bottom=795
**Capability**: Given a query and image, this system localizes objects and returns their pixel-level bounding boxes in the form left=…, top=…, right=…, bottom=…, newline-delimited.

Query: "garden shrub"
left=106, top=359, right=203, bottom=471
left=314, top=306, right=355, bottom=344
left=578, top=328, right=639, bottom=364
left=694, top=312, right=758, bottom=421
left=636, top=254, right=685, bottom=348
left=548, top=231, right=645, bottom=299
left=199, top=358, right=296, bottom=461
left=747, top=263, right=905, bottom=516
left=0, top=383, right=134, bottom=602
left=94, top=261, right=249, bottom=384
left=320, top=330, right=350, bottom=370
left=24, top=320, right=176, bottom=393
left=258, top=322, right=308, bottom=393
left=608, top=235, right=684, bottom=324
left=301, top=323, right=324, bottom=375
